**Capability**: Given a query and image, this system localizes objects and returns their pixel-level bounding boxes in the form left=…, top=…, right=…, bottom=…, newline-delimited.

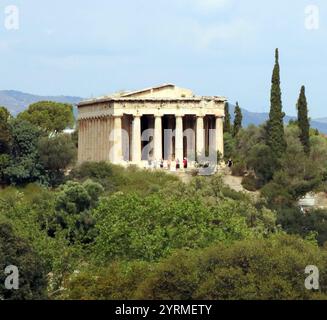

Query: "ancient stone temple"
left=77, top=84, right=226, bottom=167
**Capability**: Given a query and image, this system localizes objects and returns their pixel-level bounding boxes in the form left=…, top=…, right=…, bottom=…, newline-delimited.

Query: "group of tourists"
left=144, top=158, right=234, bottom=172
left=147, top=158, right=188, bottom=171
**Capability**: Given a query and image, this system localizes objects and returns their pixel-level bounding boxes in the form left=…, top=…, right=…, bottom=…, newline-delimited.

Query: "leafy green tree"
left=18, top=101, right=74, bottom=134
left=265, top=48, right=286, bottom=160
left=246, top=143, right=278, bottom=186
left=38, top=134, right=77, bottom=186
left=4, top=119, right=44, bottom=185
left=223, top=133, right=236, bottom=161
left=297, top=85, right=310, bottom=154
left=93, top=192, right=272, bottom=262
left=224, top=102, right=231, bottom=133
left=0, top=222, right=47, bottom=300
left=261, top=126, right=322, bottom=206
left=233, top=102, right=243, bottom=137
left=54, top=180, right=103, bottom=244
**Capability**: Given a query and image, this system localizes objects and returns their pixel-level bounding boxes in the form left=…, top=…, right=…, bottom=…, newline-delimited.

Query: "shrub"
left=242, top=174, right=260, bottom=191
left=231, top=161, right=246, bottom=177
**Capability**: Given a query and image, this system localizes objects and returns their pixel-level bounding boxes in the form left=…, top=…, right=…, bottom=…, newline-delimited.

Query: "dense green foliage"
left=0, top=222, right=47, bottom=300
left=3, top=119, right=44, bottom=185
left=0, top=106, right=76, bottom=186
left=93, top=188, right=273, bottom=262
left=0, top=106, right=11, bottom=154
left=297, top=86, right=311, bottom=154
left=64, top=234, right=327, bottom=300
left=38, top=134, right=76, bottom=186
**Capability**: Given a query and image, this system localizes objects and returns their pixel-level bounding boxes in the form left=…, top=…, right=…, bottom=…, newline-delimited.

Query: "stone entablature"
left=77, top=84, right=226, bottom=167
left=78, top=98, right=225, bottom=120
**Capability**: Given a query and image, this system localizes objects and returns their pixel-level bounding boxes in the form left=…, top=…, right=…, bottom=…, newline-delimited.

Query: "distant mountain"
left=1, top=90, right=327, bottom=134
left=314, top=117, right=327, bottom=124
left=228, top=104, right=327, bottom=134
left=0, top=90, right=83, bottom=116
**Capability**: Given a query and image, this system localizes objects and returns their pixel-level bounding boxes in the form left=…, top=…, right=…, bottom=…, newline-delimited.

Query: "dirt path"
left=222, top=175, right=245, bottom=192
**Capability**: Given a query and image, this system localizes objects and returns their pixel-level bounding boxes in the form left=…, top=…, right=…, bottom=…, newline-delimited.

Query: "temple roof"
left=78, top=84, right=226, bottom=107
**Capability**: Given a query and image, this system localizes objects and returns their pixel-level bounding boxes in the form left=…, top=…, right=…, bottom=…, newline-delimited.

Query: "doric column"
left=164, top=116, right=174, bottom=160
left=154, top=115, right=162, bottom=161
left=196, top=116, right=204, bottom=160
left=112, top=116, right=123, bottom=164
left=91, top=118, right=96, bottom=161
left=216, top=116, right=224, bottom=158
left=77, top=119, right=83, bottom=163
left=96, top=118, right=100, bottom=161
left=132, top=115, right=142, bottom=163
left=175, top=115, right=184, bottom=162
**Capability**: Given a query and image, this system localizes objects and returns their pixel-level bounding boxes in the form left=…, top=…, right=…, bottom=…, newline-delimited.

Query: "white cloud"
left=196, top=19, right=251, bottom=48
left=171, top=18, right=252, bottom=51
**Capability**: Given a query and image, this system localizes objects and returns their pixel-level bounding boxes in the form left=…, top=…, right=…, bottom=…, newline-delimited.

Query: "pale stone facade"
left=77, top=84, right=226, bottom=167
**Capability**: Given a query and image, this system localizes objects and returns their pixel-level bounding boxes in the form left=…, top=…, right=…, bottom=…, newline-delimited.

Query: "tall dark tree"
left=0, top=106, right=11, bottom=154
left=224, top=102, right=231, bottom=133
left=233, top=102, right=243, bottom=137
left=297, top=86, right=310, bottom=155
left=265, top=48, right=286, bottom=159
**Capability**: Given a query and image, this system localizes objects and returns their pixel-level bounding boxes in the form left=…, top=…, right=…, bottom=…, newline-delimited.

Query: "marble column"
left=165, top=116, right=174, bottom=160
left=196, top=116, right=204, bottom=160
left=132, top=115, right=142, bottom=163
left=175, top=115, right=184, bottom=162
left=112, top=116, right=123, bottom=164
left=154, top=116, right=162, bottom=161
left=216, top=116, right=224, bottom=158
left=78, top=119, right=83, bottom=163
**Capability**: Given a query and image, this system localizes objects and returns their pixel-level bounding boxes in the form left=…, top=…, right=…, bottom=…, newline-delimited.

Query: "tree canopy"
left=18, top=101, right=74, bottom=134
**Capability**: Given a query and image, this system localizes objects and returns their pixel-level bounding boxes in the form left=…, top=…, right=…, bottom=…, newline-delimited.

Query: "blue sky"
left=0, top=0, right=326, bottom=118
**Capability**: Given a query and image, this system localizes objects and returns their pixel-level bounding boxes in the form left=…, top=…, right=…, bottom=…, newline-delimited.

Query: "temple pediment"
left=120, top=84, right=195, bottom=99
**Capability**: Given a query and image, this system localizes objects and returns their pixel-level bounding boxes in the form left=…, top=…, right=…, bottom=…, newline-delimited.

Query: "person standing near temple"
left=176, top=159, right=180, bottom=170
left=183, top=158, right=188, bottom=169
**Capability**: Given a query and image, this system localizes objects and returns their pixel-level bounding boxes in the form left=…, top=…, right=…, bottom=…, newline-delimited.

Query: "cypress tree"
left=224, top=102, right=231, bottom=133
left=266, top=48, right=286, bottom=158
left=233, top=102, right=243, bottom=137
left=297, top=85, right=310, bottom=154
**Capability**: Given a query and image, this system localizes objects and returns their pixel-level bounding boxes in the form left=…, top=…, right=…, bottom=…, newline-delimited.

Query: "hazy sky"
left=0, top=0, right=326, bottom=117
